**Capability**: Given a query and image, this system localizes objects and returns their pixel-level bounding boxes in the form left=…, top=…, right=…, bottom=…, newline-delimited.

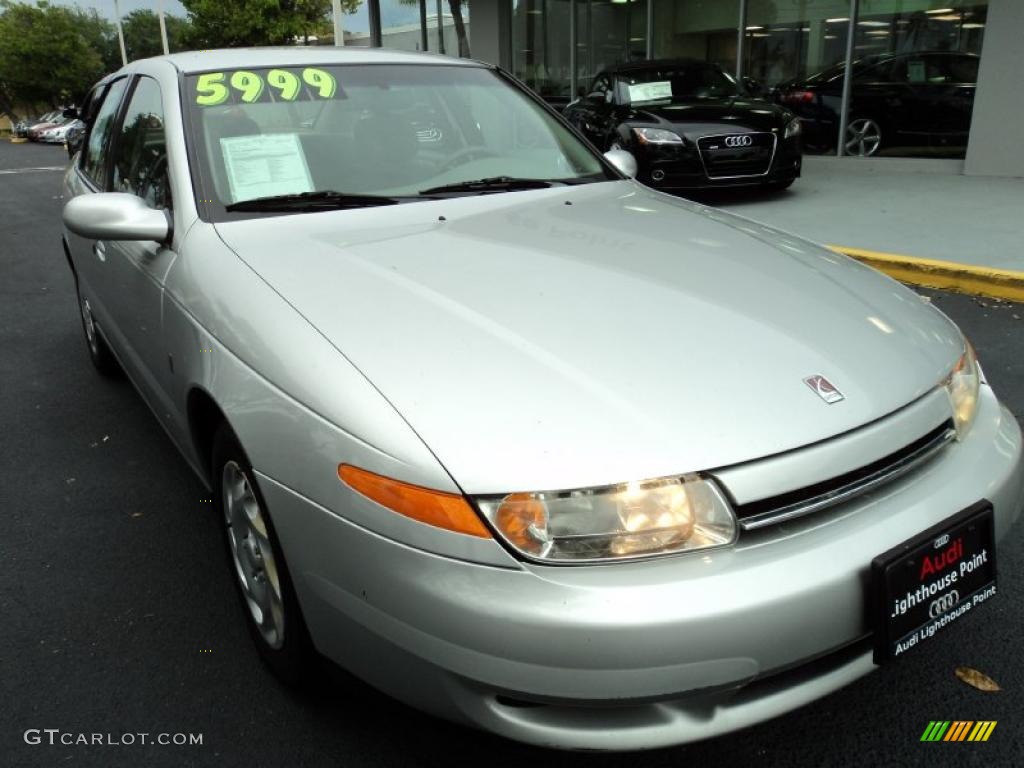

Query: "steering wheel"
left=437, top=146, right=502, bottom=173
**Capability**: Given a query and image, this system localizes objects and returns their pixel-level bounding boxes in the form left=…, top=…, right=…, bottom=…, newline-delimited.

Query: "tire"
left=844, top=117, right=883, bottom=157
left=77, top=287, right=120, bottom=377
left=211, top=423, right=318, bottom=685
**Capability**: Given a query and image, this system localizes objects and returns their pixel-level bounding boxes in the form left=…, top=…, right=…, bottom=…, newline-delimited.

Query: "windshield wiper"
left=418, top=176, right=558, bottom=196
left=225, top=190, right=411, bottom=212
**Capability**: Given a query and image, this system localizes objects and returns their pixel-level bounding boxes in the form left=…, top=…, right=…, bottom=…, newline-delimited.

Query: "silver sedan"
left=61, top=48, right=1022, bottom=750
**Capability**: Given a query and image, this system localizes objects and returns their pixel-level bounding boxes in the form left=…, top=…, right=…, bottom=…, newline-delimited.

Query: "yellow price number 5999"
left=194, top=68, right=337, bottom=106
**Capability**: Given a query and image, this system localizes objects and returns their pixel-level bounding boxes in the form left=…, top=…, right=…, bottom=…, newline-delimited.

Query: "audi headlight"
left=476, top=474, right=737, bottom=563
left=784, top=118, right=802, bottom=139
left=944, top=342, right=980, bottom=439
left=633, top=127, right=685, bottom=146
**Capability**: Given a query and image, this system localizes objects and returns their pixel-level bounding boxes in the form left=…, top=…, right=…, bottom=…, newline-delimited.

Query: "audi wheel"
left=845, top=118, right=883, bottom=157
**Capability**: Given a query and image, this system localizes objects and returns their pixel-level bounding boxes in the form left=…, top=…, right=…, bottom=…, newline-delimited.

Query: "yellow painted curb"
left=10, top=136, right=28, bottom=143
left=828, top=245, right=1024, bottom=303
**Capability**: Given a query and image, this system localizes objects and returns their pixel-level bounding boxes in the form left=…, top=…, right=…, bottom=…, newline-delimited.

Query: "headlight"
left=477, top=474, right=737, bottom=563
left=632, top=127, right=685, bottom=146
left=784, top=118, right=802, bottom=139
left=944, top=342, right=980, bottom=439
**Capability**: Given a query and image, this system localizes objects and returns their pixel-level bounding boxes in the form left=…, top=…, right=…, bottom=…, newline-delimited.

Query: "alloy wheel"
left=845, top=118, right=882, bottom=157
left=222, top=461, right=285, bottom=649
left=80, top=297, right=99, bottom=356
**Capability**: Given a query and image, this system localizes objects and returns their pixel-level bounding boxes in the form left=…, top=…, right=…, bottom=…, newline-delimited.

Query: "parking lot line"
left=0, top=165, right=66, bottom=175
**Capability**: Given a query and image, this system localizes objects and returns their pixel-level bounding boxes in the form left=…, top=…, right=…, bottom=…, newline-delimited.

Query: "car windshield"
left=617, top=64, right=743, bottom=104
left=183, top=63, right=609, bottom=218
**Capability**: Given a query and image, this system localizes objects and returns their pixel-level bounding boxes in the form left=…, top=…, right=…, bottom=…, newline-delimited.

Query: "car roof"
left=146, top=46, right=484, bottom=74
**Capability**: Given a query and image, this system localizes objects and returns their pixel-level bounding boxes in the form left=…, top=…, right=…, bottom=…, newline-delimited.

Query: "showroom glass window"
left=512, top=0, right=648, bottom=105
left=650, top=0, right=740, bottom=72
left=848, top=2, right=988, bottom=157
left=80, top=77, right=129, bottom=187
left=112, top=77, right=171, bottom=211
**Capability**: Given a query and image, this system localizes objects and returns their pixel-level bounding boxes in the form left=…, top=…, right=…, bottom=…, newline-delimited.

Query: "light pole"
left=113, top=0, right=127, bottom=66
left=332, top=0, right=345, bottom=46
left=158, top=0, right=170, bottom=55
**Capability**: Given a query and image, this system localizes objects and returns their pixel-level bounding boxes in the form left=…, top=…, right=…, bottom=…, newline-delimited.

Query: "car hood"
left=215, top=181, right=962, bottom=494
left=623, top=98, right=790, bottom=138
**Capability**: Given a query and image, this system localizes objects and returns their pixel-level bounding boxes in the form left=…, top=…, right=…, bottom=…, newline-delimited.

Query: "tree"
left=180, top=0, right=341, bottom=47
left=0, top=1, right=106, bottom=119
left=121, top=9, right=192, bottom=60
left=398, top=0, right=469, bottom=58
left=447, top=0, right=469, bottom=58
left=67, top=6, right=120, bottom=73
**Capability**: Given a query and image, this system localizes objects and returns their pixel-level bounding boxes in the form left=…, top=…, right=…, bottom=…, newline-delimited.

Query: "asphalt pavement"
left=2, top=139, right=1023, bottom=768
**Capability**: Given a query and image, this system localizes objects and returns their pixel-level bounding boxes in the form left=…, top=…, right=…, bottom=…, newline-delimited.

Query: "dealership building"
left=349, top=0, right=1022, bottom=177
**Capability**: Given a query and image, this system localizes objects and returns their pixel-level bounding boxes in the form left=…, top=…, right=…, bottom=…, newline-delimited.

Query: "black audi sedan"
left=563, top=59, right=802, bottom=192
left=775, top=51, right=979, bottom=156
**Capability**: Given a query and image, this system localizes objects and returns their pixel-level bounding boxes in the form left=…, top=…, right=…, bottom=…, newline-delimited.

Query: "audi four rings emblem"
left=724, top=135, right=753, bottom=147
left=929, top=590, right=960, bottom=618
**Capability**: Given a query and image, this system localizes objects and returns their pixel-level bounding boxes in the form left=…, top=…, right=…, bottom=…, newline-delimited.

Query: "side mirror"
left=742, top=77, right=766, bottom=98
left=603, top=148, right=638, bottom=178
left=63, top=193, right=170, bottom=243
left=63, top=106, right=79, bottom=119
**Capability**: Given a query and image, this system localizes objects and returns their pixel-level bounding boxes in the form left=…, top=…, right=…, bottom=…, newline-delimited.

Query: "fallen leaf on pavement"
left=955, top=666, right=1001, bottom=692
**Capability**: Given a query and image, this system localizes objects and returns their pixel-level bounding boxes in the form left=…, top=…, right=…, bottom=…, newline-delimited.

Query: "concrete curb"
left=829, top=245, right=1024, bottom=303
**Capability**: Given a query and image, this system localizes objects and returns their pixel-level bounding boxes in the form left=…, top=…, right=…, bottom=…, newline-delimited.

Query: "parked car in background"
left=13, top=111, right=56, bottom=139
left=65, top=120, right=86, bottom=158
left=13, top=115, right=42, bottom=139
left=40, top=119, right=83, bottom=145
left=28, top=113, right=69, bottom=141
left=60, top=48, right=1021, bottom=751
left=563, top=59, right=802, bottom=192
left=775, top=51, right=979, bottom=156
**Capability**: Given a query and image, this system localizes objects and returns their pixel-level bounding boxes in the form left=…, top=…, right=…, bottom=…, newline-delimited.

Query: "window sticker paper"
left=220, top=133, right=313, bottom=203
left=628, top=81, right=673, bottom=103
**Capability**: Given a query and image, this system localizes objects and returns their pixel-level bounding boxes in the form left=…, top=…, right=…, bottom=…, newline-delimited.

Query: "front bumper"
left=636, top=135, right=802, bottom=191
left=259, top=385, right=1022, bottom=750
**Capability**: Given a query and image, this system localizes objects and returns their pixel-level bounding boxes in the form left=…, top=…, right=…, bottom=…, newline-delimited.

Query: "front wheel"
left=77, top=288, right=120, bottom=377
left=212, top=424, right=318, bottom=685
left=844, top=118, right=883, bottom=156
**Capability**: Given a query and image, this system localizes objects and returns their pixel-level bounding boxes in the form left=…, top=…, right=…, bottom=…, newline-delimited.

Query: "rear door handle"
left=93, top=241, right=106, bottom=262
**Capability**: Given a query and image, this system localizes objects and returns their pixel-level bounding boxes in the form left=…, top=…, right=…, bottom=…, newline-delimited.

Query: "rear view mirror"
left=63, top=193, right=170, bottom=244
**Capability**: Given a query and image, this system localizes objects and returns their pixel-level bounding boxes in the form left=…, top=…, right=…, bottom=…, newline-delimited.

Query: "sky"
left=44, top=0, right=436, bottom=34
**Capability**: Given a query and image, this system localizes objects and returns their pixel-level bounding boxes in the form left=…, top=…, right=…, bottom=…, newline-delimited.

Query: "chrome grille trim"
left=738, top=425, right=956, bottom=531
left=696, top=132, right=777, bottom=180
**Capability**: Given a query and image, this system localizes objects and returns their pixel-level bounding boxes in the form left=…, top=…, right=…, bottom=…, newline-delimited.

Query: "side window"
left=947, top=56, right=979, bottom=84
left=112, top=77, right=171, bottom=211
left=855, top=61, right=894, bottom=83
left=81, top=78, right=128, bottom=187
left=591, top=75, right=612, bottom=101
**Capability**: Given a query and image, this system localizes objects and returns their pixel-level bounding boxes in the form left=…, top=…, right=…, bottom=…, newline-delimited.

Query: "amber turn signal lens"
left=494, top=492, right=548, bottom=555
left=338, top=465, right=492, bottom=539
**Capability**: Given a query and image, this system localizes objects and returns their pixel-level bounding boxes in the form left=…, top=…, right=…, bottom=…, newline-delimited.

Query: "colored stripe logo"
left=921, top=721, right=997, bottom=742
